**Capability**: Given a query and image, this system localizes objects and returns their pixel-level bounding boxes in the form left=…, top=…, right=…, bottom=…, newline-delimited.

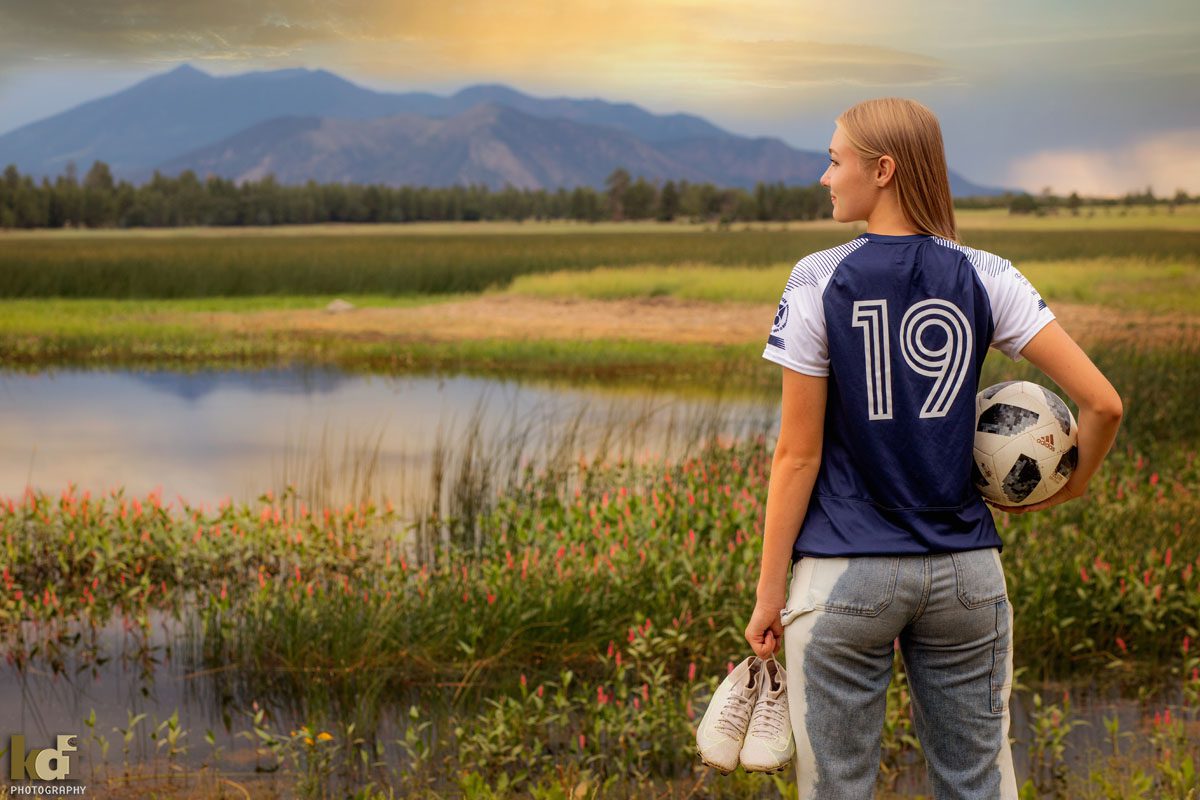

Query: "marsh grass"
left=504, top=262, right=790, bottom=303
left=1, top=227, right=1197, bottom=298
left=0, top=231, right=842, bottom=299
left=269, top=419, right=390, bottom=521
left=506, top=255, right=1200, bottom=313
left=1019, top=258, right=1200, bottom=313
left=263, top=384, right=775, bottom=565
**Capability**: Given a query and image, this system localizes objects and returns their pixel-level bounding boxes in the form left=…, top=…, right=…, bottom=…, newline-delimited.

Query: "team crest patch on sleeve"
left=771, top=297, right=789, bottom=333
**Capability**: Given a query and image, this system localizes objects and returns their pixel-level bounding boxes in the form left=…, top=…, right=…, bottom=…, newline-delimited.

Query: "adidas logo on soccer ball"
left=1036, top=433, right=1055, bottom=450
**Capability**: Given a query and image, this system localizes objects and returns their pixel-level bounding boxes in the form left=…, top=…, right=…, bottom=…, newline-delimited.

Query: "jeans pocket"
left=952, top=547, right=1008, bottom=609
left=990, top=598, right=1013, bottom=714
left=809, top=556, right=899, bottom=617
left=780, top=557, right=817, bottom=628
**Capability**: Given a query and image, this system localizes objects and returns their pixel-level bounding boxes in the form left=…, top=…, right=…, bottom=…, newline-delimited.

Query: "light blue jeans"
left=781, top=547, right=1018, bottom=799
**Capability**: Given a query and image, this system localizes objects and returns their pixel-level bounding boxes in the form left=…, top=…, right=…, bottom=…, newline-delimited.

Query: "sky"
left=1, top=0, right=1198, bottom=197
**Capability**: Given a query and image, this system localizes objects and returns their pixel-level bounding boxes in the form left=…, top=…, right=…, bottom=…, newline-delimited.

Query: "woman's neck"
left=865, top=190, right=918, bottom=235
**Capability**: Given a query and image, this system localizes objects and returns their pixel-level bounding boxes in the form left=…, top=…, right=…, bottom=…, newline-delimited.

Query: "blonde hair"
left=835, top=98, right=959, bottom=243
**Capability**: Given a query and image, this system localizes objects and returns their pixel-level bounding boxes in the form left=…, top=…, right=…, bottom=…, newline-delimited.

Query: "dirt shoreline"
left=190, top=294, right=1199, bottom=349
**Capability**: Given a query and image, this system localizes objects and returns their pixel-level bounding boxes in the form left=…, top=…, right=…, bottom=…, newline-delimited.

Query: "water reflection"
left=1, top=366, right=780, bottom=513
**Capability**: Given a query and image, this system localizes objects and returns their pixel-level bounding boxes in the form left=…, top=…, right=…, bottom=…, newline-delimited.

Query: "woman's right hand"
left=745, top=595, right=785, bottom=660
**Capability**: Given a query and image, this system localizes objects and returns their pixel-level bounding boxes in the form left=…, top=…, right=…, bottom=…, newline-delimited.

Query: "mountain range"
left=0, top=64, right=1008, bottom=195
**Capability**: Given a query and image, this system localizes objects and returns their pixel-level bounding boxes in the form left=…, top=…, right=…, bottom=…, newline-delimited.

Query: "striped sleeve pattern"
left=763, top=238, right=867, bottom=375
left=932, top=237, right=1056, bottom=361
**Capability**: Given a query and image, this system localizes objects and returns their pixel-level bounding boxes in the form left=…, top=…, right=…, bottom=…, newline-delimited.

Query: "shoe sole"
left=699, top=754, right=793, bottom=776
left=742, top=760, right=793, bottom=775
left=698, top=753, right=737, bottom=776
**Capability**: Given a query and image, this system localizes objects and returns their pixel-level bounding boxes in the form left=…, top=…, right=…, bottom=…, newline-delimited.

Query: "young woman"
left=745, top=98, right=1123, bottom=798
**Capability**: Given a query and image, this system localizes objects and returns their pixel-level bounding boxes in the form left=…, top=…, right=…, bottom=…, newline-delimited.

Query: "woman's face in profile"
left=820, top=126, right=875, bottom=223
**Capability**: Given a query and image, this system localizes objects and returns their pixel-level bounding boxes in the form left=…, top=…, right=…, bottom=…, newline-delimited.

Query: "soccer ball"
left=973, top=380, right=1079, bottom=507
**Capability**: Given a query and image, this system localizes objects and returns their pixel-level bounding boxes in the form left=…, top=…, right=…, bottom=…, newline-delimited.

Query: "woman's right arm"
left=987, top=320, right=1123, bottom=514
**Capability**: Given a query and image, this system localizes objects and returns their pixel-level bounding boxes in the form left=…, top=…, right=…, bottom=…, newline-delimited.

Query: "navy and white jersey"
left=762, top=231, right=1055, bottom=558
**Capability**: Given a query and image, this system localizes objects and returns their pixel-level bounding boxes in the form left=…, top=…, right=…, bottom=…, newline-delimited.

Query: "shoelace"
left=747, top=693, right=787, bottom=738
left=713, top=691, right=755, bottom=738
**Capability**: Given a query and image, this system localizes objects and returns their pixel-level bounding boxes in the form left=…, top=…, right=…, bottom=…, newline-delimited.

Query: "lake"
left=1, top=366, right=781, bottom=513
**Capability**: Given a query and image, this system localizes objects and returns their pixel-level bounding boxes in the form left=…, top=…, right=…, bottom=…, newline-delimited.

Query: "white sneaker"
left=696, top=656, right=763, bottom=774
left=740, top=656, right=794, bottom=773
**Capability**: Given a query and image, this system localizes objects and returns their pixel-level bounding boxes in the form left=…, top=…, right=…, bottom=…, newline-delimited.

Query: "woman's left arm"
left=746, top=367, right=826, bottom=659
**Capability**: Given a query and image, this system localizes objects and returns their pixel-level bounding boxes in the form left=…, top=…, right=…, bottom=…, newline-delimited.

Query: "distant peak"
left=165, top=63, right=208, bottom=78
left=232, top=66, right=354, bottom=85
left=452, top=84, right=529, bottom=100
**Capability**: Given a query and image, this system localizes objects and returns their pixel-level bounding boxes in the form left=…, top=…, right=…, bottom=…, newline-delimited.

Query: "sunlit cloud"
left=0, top=0, right=952, bottom=91
left=1007, top=129, right=1200, bottom=197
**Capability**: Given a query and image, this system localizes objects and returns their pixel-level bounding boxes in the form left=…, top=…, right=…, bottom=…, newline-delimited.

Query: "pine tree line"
left=0, top=163, right=838, bottom=229
left=3, top=162, right=1186, bottom=230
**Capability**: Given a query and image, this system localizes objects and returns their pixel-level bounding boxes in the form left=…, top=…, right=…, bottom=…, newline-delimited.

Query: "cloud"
left=1007, top=129, right=1200, bottom=197
left=683, top=40, right=953, bottom=89
left=0, top=0, right=954, bottom=91
left=0, top=0, right=353, bottom=67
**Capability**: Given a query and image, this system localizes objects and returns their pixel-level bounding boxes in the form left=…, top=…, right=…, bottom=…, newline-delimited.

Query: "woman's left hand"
left=745, top=595, right=785, bottom=660
left=985, top=474, right=1087, bottom=514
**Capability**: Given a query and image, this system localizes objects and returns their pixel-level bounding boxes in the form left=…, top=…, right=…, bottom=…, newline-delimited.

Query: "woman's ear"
left=874, top=155, right=897, bottom=188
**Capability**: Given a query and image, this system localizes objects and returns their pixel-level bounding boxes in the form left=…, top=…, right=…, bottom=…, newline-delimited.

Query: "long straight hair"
left=835, top=98, right=959, bottom=243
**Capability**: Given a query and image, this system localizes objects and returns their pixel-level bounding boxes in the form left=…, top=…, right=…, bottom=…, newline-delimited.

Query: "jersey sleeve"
left=987, top=260, right=1056, bottom=361
left=762, top=280, right=830, bottom=376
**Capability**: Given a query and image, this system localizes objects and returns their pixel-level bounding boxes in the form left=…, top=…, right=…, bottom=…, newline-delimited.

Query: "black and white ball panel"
left=980, top=380, right=1019, bottom=400
left=977, top=402, right=1041, bottom=437
left=1000, top=453, right=1042, bottom=504
left=1038, top=385, right=1074, bottom=436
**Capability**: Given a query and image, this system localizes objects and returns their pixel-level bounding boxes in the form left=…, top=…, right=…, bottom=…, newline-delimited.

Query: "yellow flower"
left=316, top=732, right=333, bottom=742
left=304, top=736, right=314, bottom=746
